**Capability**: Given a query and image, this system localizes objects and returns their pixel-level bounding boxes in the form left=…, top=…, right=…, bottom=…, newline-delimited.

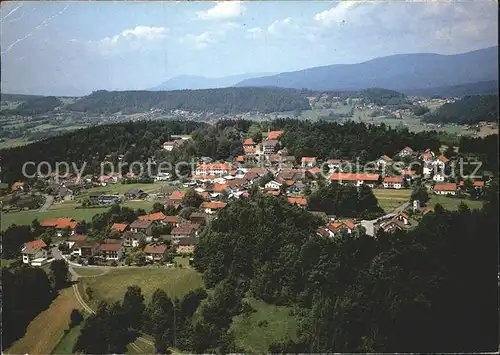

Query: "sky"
left=1, top=0, right=498, bottom=96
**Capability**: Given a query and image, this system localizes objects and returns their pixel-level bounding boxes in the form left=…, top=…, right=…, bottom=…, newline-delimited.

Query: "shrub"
left=69, top=309, right=84, bottom=328
left=85, top=287, right=94, bottom=300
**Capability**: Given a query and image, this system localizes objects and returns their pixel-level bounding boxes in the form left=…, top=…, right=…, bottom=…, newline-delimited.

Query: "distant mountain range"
left=234, top=47, right=498, bottom=94
left=149, top=73, right=274, bottom=91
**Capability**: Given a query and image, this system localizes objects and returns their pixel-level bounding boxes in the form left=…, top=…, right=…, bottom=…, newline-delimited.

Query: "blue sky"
left=1, top=1, right=497, bottom=96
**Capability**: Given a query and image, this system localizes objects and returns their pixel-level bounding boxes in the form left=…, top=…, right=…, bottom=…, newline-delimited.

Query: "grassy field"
left=231, top=298, right=298, bottom=354
left=174, top=256, right=191, bottom=267
left=5, top=287, right=82, bottom=355
left=51, top=323, right=83, bottom=355
left=428, top=195, right=484, bottom=211
left=373, top=188, right=412, bottom=213
left=2, top=200, right=157, bottom=230
left=76, top=182, right=169, bottom=198
left=126, top=339, right=155, bottom=354
left=79, top=268, right=204, bottom=304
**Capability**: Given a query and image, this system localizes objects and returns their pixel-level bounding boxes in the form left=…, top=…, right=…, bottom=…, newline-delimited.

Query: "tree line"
left=65, top=87, right=311, bottom=114
left=276, top=119, right=442, bottom=161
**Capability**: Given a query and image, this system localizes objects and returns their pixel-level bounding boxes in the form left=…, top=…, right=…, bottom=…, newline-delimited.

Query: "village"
left=15, top=129, right=489, bottom=269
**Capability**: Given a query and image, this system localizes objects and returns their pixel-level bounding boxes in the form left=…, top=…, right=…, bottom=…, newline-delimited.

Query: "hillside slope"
left=150, top=73, right=274, bottom=91
left=235, top=47, right=498, bottom=92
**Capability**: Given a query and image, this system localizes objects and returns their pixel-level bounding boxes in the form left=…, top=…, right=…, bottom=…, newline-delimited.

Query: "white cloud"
left=83, top=25, right=168, bottom=55
left=197, top=1, right=246, bottom=20
left=121, top=26, right=169, bottom=41
left=314, top=1, right=361, bottom=26
left=179, top=31, right=218, bottom=50
left=246, top=27, right=263, bottom=39
left=267, top=17, right=294, bottom=36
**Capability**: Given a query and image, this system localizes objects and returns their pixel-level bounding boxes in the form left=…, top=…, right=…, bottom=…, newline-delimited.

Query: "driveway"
left=361, top=201, right=410, bottom=236
left=38, top=194, right=54, bottom=212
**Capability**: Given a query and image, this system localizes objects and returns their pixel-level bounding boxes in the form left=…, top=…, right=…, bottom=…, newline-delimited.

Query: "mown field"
left=52, top=323, right=84, bottom=355
left=428, top=195, right=484, bottom=211
left=79, top=268, right=204, bottom=304
left=5, top=287, right=82, bottom=355
left=373, top=188, right=412, bottom=213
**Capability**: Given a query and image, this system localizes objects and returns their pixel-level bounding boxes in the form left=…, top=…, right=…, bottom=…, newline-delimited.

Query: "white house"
left=433, top=183, right=457, bottom=196
left=398, top=146, right=414, bottom=157
left=433, top=155, right=449, bottom=170
left=265, top=180, right=283, bottom=190
left=432, top=173, right=445, bottom=182
left=377, top=155, right=393, bottom=169
left=195, top=163, right=232, bottom=176
left=99, top=243, right=124, bottom=261
left=155, top=172, right=171, bottom=181
left=21, top=240, right=49, bottom=265
left=383, top=176, right=404, bottom=189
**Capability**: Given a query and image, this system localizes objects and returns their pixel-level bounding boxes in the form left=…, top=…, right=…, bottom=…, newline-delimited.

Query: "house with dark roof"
left=71, top=240, right=100, bottom=257
left=129, top=219, right=156, bottom=235
left=99, top=243, right=124, bottom=261
left=122, top=231, right=148, bottom=248
left=125, top=189, right=148, bottom=199
left=144, top=244, right=168, bottom=262
left=176, top=237, right=199, bottom=254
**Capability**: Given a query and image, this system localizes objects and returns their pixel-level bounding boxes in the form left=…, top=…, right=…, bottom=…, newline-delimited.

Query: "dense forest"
left=423, top=94, right=499, bottom=124
left=191, top=183, right=498, bottom=353
left=459, top=134, right=499, bottom=172
left=277, top=120, right=441, bottom=160
left=0, top=120, right=207, bottom=184
left=308, top=182, right=384, bottom=219
left=65, top=88, right=311, bottom=114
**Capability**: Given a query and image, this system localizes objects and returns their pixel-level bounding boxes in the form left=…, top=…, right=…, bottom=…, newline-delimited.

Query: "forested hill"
left=0, top=120, right=207, bottom=184
left=423, top=94, right=499, bottom=124
left=65, top=87, right=311, bottom=114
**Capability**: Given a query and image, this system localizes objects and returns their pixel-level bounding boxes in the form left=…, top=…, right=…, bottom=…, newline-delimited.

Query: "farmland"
left=4, top=287, right=82, bottom=355
left=373, top=188, right=412, bottom=213
left=78, top=268, right=204, bottom=304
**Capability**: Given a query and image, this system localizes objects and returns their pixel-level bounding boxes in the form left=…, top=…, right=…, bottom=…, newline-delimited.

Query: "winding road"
left=52, top=248, right=155, bottom=352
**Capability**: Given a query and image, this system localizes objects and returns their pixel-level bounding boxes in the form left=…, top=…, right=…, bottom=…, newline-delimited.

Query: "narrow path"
left=39, top=194, right=54, bottom=212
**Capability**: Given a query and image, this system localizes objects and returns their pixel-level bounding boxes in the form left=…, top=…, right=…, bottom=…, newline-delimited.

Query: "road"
left=360, top=201, right=410, bottom=236
left=38, top=194, right=54, bottom=212
left=53, top=247, right=155, bottom=351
